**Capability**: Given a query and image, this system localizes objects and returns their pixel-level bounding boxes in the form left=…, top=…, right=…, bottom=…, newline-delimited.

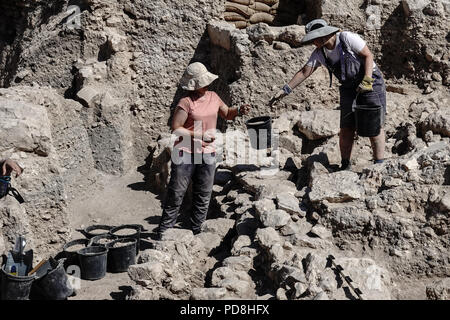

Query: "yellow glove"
left=358, top=76, right=374, bottom=92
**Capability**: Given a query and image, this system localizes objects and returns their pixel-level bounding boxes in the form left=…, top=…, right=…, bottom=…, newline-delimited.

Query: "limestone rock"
left=259, top=209, right=291, bottom=229
left=222, top=255, right=253, bottom=272
left=246, top=23, right=277, bottom=44
left=426, top=278, right=450, bottom=300
left=201, top=218, right=235, bottom=238
left=296, top=110, right=340, bottom=140
left=196, top=232, right=222, bottom=254
left=0, top=98, right=52, bottom=156
left=276, top=193, right=302, bottom=216
left=310, top=224, right=332, bottom=239
left=191, top=287, right=228, bottom=300
left=161, top=229, right=196, bottom=245
left=128, top=261, right=165, bottom=283
left=309, top=171, right=365, bottom=203
left=279, top=134, right=303, bottom=154
left=421, top=108, right=450, bottom=137
left=138, top=249, right=171, bottom=264
left=335, top=257, right=392, bottom=300
left=402, top=0, right=431, bottom=16
left=255, top=227, right=282, bottom=249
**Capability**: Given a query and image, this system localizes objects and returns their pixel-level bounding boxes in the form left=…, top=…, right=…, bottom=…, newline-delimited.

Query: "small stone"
left=423, top=227, right=435, bottom=237
left=276, top=287, right=288, bottom=300
left=403, top=230, right=414, bottom=239
left=310, top=224, right=332, bottom=239
left=424, top=86, right=433, bottom=94
left=273, top=41, right=291, bottom=50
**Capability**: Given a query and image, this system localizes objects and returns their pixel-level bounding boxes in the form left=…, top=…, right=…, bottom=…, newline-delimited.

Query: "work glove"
left=269, top=84, right=292, bottom=106
left=358, top=76, right=374, bottom=93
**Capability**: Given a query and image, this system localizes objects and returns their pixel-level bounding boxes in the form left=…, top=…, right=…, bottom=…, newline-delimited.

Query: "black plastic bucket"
left=245, top=116, right=272, bottom=149
left=0, top=267, right=36, bottom=300
left=109, top=224, right=142, bottom=254
left=77, top=246, right=108, bottom=280
left=83, top=225, right=115, bottom=239
left=63, top=238, right=89, bottom=268
left=33, top=259, right=73, bottom=300
left=106, top=238, right=137, bottom=273
left=354, top=105, right=382, bottom=137
left=88, top=234, right=118, bottom=247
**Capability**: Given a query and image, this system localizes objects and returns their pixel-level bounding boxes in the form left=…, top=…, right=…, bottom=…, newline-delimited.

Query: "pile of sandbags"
left=224, top=0, right=279, bottom=29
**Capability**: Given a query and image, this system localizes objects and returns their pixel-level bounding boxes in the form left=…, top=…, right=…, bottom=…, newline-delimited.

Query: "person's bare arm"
left=358, top=45, right=374, bottom=78
left=218, top=104, right=250, bottom=120
left=287, top=64, right=318, bottom=90
left=270, top=64, right=318, bottom=104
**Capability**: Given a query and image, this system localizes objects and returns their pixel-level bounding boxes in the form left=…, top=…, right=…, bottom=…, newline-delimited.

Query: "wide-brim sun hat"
left=301, top=19, right=340, bottom=45
left=179, top=62, right=218, bottom=91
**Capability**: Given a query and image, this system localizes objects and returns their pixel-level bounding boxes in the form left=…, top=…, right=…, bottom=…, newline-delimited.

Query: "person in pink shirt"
left=156, top=62, right=250, bottom=239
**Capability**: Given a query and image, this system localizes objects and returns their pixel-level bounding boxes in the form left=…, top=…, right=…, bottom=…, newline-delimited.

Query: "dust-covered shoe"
left=339, top=159, right=352, bottom=171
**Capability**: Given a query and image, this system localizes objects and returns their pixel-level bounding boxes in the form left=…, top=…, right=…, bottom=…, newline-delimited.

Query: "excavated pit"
left=0, top=0, right=449, bottom=300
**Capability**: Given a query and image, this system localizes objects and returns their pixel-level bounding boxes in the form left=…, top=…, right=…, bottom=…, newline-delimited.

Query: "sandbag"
left=229, top=0, right=255, bottom=5
left=269, top=2, right=278, bottom=14
left=224, top=12, right=247, bottom=21
left=249, top=12, right=275, bottom=24
left=256, top=0, right=278, bottom=5
left=226, top=2, right=256, bottom=18
left=233, top=21, right=250, bottom=29
left=249, top=2, right=271, bottom=12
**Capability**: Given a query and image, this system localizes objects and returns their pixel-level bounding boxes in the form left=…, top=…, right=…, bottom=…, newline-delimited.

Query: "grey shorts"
left=339, top=69, right=387, bottom=129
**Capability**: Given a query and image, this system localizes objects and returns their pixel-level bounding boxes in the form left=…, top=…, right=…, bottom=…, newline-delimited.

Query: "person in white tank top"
left=270, top=19, right=386, bottom=171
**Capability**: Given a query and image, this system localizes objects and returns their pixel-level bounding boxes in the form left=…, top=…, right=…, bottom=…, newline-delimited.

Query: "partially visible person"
left=0, top=159, right=23, bottom=199
left=1, top=159, right=23, bottom=177
left=156, top=62, right=251, bottom=239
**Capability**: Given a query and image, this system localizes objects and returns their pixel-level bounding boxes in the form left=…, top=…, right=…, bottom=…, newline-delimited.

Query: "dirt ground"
left=66, top=171, right=162, bottom=300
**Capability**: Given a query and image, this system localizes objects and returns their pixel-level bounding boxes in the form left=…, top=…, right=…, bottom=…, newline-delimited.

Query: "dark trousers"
left=339, top=68, right=387, bottom=129
left=158, top=151, right=216, bottom=235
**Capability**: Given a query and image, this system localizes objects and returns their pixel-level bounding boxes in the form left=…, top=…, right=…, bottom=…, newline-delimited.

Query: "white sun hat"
left=179, top=62, right=219, bottom=91
left=301, top=19, right=340, bottom=45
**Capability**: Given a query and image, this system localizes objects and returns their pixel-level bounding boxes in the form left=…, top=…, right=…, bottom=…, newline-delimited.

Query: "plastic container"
left=83, top=225, right=115, bottom=239
left=32, top=259, right=73, bottom=300
left=106, top=238, right=137, bottom=273
left=0, top=266, right=36, bottom=300
left=245, top=116, right=272, bottom=149
left=109, top=224, right=142, bottom=254
left=62, top=238, right=89, bottom=268
left=354, top=105, right=382, bottom=137
left=88, top=234, right=118, bottom=247
left=77, top=246, right=108, bottom=280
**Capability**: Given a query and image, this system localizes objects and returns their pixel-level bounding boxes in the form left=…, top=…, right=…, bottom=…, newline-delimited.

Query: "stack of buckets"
left=0, top=224, right=142, bottom=300
left=64, top=224, right=142, bottom=281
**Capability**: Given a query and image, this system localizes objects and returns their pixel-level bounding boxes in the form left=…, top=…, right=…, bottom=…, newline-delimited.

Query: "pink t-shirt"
left=174, top=91, right=224, bottom=154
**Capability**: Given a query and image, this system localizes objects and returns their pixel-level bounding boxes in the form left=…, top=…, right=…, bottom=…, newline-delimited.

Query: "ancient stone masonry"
left=130, top=88, right=449, bottom=300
